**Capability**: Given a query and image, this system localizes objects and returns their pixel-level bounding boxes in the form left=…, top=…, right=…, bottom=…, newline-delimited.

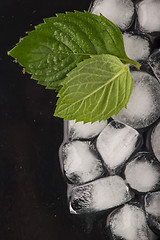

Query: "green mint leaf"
left=8, top=11, right=139, bottom=91
left=54, top=54, right=134, bottom=123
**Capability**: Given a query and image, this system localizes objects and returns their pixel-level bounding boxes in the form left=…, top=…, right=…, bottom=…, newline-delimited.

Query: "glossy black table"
left=0, top=1, right=93, bottom=239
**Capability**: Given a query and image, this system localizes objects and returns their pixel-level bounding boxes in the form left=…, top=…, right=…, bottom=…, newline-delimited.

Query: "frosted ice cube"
left=136, top=0, right=160, bottom=33
left=114, top=71, right=160, bottom=129
left=90, top=0, right=134, bottom=30
left=62, top=141, right=104, bottom=184
left=68, top=120, right=108, bottom=140
left=145, top=192, right=160, bottom=234
left=123, top=32, right=150, bottom=61
left=69, top=175, right=132, bottom=214
left=109, top=204, right=150, bottom=240
left=96, top=120, right=142, bottom=173
left=125, top=152, right=160, bottom=193
left=151, top=121, right=160, bottom=163
left=148, top=49, right=160, bottom=82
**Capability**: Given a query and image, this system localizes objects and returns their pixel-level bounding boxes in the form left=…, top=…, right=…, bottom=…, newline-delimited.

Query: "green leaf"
left=54, top=54, right=134, bottom=123
left=8, top=11, right=139, bottom=91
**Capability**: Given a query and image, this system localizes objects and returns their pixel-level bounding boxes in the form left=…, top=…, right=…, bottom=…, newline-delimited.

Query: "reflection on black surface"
left=0, top=0, right=92, bottom=239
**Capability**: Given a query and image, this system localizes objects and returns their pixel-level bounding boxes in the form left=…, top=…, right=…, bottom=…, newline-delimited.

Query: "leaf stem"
left=119, top=57, right=141, bottom=70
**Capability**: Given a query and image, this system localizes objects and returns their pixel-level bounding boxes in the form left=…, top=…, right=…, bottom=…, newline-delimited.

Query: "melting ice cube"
left=69, top=175, right=132, bottom=214
left=136, top=0, right=160, bottom=33
left=114, top=71, right=160, bottom=129
left=96, top=120, right=142, bottom=173
left=90, top=0, right=134, bottom=30
left=125, top=152, right=160, bottom=193
left=68, top=120, right=108, bottom=140
left=108, top=204, right=150, bottom=240
left=148, top=49, right=160, bottom=82
left=62, top=141, right=104, bottom=184
left=123, top=32, right=150, bottom=61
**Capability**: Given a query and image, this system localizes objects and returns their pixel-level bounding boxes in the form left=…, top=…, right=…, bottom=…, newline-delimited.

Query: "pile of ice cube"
left=59, top=0, right=160, bottom=239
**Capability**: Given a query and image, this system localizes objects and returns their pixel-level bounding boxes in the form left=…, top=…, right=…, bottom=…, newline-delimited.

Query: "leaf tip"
left=134, top=61, right=141, bottom=70
left=7, top=47, right=16, bottom=59
left=137, top=63, right=141, bottom=70
left=55, top=13, right=60, bottom=17
left=7, top=50, right=11, bottom=56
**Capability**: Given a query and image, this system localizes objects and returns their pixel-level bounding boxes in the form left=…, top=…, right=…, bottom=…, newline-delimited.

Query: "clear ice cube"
left=108, top=204, right=150, bottom=240
left=62, top=140, right=104, bottom=184
left=69, top=175, right=132, bottom=214
left=148, top=49, right=160, bottom=82
left=123, top=32, right=150, bottom=61
left=151, top=121, right=160, bottom=163
left=114, top=71, right=160, bottom=129
left=90, top=0, right=134, bottom=30
left=136, top=0, right=160, bottom=33
left=125, top=152, right=160, bottom=193
left=96, top=120, right=142, bottom=173
left=68, top=120, right=108, bottom=140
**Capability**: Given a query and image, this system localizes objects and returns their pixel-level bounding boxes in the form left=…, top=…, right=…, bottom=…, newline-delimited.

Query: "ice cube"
left=136, top=0, right=160, bottom=33
left=125, top=152, right=160, bottom=193
left=96, top=120, right=142, bottom=173
left=69, top=175, right=132, bottom=214
left=108, top=204, right=150, bottom=240
left=145, top=192, right=160, bottom=218
left=90, top=0, right=134, bottom=30
left=114, top=71, right=160, bottom=129
left=123, top=32, right=150, bottom=61
left=62, top=141, right=104, bottom=184
left=68, top=120, right=108, bottom=140
left=148, top=49, right=160, bottom=82
left=145, top=192, right=160, bottom=234
left=151, top=121, right=160, bottom=163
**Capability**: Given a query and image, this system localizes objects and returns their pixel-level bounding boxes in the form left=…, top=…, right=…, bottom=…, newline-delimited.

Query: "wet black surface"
left=0, top=0, right=92, bottom=240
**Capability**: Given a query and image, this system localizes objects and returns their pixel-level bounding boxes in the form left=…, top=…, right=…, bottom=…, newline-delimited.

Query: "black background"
left=0, top=0, right=93, bottom=240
